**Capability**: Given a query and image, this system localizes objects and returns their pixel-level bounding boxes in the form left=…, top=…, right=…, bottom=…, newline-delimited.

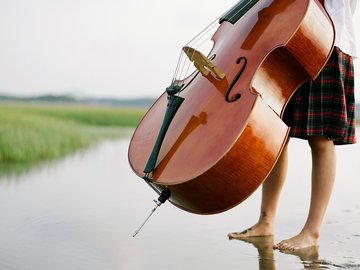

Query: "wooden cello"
left=128, top=0, right=334, bottom=215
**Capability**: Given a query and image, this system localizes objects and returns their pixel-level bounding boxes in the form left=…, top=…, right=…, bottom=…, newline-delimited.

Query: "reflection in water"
left=282, top=247, right=352, bottom=269
left=231, top=236, right=347, bottom=270
left=233, top=236, right=275, bottom=270
left=0, top=129, right=133, bottom=178
left=281, top=246, right=321, bottom=270
left=0, top=130, right=359, bottom=270
left=0, top=161, right=34, bottom=178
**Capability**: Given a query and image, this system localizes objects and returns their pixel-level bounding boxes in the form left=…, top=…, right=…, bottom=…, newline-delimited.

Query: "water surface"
left=0, top=129, right=359, bottom=269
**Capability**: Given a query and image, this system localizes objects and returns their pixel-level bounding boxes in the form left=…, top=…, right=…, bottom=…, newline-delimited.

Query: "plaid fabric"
left=285, top=47, right=356, bottom=145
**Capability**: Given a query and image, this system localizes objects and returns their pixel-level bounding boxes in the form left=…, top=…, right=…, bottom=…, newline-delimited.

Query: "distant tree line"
left=0, top=94, right=156, bottom=108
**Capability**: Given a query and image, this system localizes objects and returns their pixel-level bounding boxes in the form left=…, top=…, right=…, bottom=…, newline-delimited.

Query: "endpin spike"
left=132, top=200, right=161, bottom=237
left=132, top=189, right=170, bottom=237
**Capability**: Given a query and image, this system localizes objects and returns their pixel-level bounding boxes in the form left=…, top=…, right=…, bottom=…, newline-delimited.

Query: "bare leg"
left=228, top=142, right=289, bottom=239
left=276, top=136, right=336, bottom=250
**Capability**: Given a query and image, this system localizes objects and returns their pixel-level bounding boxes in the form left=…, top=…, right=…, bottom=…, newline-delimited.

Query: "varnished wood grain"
left=128, top=0, right=334, bottom=214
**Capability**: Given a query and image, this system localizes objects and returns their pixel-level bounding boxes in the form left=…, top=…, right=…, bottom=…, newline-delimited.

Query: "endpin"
left=132, top=189, right=170, bottom=237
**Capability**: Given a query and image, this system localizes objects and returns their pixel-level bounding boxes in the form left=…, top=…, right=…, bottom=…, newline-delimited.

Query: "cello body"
left=128, top=0, right=334, bottom=214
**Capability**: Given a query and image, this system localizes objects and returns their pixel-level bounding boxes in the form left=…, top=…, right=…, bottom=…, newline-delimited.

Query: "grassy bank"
left=0, top=103, right=146, bottom=166
left=1, top=102, right=358, bottom=171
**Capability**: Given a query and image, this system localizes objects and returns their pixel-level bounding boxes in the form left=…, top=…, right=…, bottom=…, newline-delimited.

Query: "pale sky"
left=0, top=0, right=359, bottom=100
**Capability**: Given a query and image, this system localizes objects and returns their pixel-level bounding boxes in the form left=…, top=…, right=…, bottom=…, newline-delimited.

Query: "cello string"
left=172, top=50, right=186, bottom=84
left=172, top=0, right=245, bottom=82
left=173, top=16, right=220, bottom=82
left=183, top=46, right=197, bottom=80
left=175, top=21, right=219, bottom=81
left=183, top=0, right=244, bottom=49
left=177, top=50, right=189, bottom=82
left=184, top=17, right=220, bottom=47
left=183, top=21, right=220, bottom=79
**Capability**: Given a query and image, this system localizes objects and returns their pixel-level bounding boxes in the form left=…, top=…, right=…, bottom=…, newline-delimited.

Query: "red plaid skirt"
left=284, top=47, right=356, bottom=145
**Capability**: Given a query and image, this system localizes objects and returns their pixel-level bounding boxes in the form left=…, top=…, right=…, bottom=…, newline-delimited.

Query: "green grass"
left=1, top=102, right=357, bottom=175
left=2, top=103, right=145, bottom=127
left=0, top=103, right=146, bottom=166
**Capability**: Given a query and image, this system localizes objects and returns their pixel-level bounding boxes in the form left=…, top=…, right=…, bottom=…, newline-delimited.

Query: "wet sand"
left=0, top=129, right=359, bottom=269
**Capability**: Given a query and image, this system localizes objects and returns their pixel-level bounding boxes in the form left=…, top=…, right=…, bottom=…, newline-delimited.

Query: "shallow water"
left=0, top=129, right=359, bottom=270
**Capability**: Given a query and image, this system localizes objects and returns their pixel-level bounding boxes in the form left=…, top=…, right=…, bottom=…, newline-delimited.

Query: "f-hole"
left=225, top=57, right=247, bottom=103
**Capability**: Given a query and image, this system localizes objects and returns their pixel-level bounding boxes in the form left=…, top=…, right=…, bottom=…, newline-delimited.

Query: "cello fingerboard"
left=219, top=0, right=260, bottom=24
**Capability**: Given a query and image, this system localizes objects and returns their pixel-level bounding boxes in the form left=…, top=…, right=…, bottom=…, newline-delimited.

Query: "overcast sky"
left=0, top=0, right=359, bottom=100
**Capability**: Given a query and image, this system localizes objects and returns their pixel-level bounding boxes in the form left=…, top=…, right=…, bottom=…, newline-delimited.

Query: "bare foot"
left=228, top=222, right=274, bottom=240
left=274, top=229, right=319, bottom=251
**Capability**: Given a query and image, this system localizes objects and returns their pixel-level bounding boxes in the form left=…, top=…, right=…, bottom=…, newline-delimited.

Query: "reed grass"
left=1, top=102, right=357, bottom=172
left=0, top=103, right=146, bottom=165
left=3, top=103, right=145, bottom=127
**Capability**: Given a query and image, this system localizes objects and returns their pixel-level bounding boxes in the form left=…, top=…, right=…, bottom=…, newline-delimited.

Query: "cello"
left=128, top=0, right=334, bottom=220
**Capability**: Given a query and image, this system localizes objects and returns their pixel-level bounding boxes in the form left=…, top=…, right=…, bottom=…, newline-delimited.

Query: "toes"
left=275, top=241, right=297, bottom=251
left=228, top=230, right=249, bottom=239
left=276, top=241, right=288, bottom=250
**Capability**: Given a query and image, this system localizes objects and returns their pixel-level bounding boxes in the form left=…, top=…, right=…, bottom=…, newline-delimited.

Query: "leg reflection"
left=281, top=246, right=320, bottom=270
left=233, top=236, right=322, bottom=269
left=232, top=236, right=276, bottom=270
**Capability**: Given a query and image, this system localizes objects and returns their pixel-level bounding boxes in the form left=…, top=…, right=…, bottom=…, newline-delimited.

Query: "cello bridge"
left=183, top=46, right=225, bottom=80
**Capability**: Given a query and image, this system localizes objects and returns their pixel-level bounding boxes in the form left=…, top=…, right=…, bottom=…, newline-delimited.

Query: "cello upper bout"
left=285, top=0, right=335, bottom=79
left=252, top=0, right=334, bottom=117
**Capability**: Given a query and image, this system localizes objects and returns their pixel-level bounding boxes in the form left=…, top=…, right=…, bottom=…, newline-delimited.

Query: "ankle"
left=301, top=227, right=320, bottom=241
left=258, top=211, right=275, bottom=227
